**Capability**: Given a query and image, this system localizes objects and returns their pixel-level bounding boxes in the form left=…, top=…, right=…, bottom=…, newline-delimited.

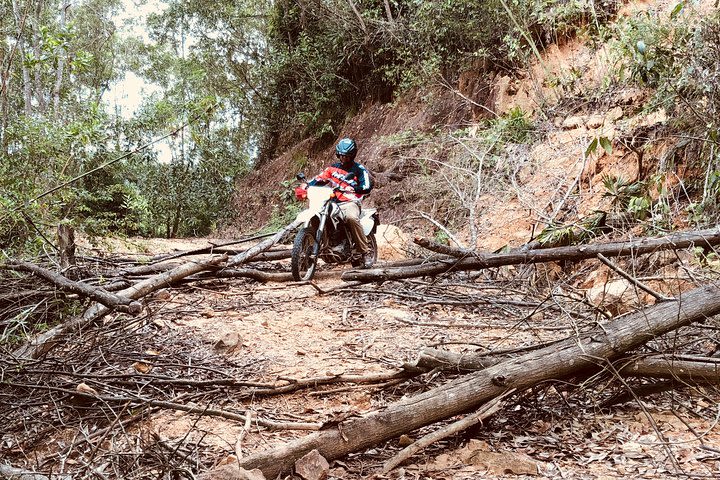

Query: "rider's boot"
left=362, top=252, right=374, bottom=269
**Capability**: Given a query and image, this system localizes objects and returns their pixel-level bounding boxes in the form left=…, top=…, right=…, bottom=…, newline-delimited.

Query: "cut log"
left=237, top=283, right=720, bottom=478
left=343, top=228, right=720, bottom=282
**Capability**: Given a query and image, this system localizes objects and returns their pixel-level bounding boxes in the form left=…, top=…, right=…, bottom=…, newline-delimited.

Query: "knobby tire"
left=291, top=227, right=318, bottom=281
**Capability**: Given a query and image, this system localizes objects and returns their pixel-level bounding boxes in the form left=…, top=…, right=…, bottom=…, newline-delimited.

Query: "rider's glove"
left=294, top=186, right=307, bottom=200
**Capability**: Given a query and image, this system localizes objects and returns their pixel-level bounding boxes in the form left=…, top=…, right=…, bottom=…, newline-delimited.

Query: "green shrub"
left=260, top=0, right=618, bottom=154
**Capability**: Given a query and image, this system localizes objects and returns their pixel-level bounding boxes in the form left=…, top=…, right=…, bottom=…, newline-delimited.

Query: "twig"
left=596, top=253, right=674, bottom=302
left=382, top=388, right=515, bottom=472
left=413, top=236, right=483, bottom=259
left=236, top=410, right=253, bottom=459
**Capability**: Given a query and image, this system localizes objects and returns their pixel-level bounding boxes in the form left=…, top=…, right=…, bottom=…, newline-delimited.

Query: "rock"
left=561, top=115, right=585, bottom=130
left=606, top=106, right=624, bottom=122
left=214, top=332, right=241, bottom=352
left=132, top=361, right=153, bottom=373
left=295, top=449, right=330, bottom=480
left=586, top=278, right=649, bottom=316
left=198, top=465, right=265, bottom=480
left=154, top=289, right=172, bottom=301
left=458, top=439, right=540, bottom=475
left=398, top=434, right=415, bottom=447
left=76, top=382, right=98, bottom=396
left=586, top=114, right=605, bottom=129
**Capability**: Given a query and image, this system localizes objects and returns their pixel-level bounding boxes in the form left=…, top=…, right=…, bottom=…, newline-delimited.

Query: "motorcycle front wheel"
left=291, top=226, right=319, bottom=281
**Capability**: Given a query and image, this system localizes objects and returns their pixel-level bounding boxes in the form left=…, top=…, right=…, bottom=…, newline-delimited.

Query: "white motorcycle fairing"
left=359, top=208, right=377, bottom=236
left=296, top=186, right=334, bottom=226
left=296, top=186, right=377, bottom=235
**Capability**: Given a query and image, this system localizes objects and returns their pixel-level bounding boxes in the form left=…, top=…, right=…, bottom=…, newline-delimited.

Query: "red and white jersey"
left=310, top=165, right=364, bottom=203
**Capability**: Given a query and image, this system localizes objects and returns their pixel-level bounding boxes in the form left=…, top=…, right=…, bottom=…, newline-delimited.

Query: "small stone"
left=214, top=332, right=241, bottom=352
left=606, top=106, right=624, bottom=122
left=398, top=435, right=415, bottom=447
left=295, top=449, right=329, bottom=480
left=561, top=116, right=585, bottom=130
left=154, top=289, right=172, bottom=301
left=586, top=115, right=604, bottom=129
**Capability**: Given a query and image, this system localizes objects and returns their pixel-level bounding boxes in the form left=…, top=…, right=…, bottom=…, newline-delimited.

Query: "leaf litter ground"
left=4, top=237, right=720, bottom=479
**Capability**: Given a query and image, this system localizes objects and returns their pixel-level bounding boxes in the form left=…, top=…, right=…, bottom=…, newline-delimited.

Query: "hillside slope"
left=230, top=0, right=708, bottom=253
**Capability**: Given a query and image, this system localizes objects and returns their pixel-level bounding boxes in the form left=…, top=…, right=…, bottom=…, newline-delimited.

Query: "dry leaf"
left=133, top=362, right=153, bottom=374
left=76, top=383, right=98, bottom=396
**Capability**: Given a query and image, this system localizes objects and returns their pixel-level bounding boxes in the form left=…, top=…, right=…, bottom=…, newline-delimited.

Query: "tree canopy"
left=3, top=0, right=720, bottom=251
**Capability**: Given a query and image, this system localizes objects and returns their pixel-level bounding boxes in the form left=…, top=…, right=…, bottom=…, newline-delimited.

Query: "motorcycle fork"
left=312, top=202, right=330, bottom=258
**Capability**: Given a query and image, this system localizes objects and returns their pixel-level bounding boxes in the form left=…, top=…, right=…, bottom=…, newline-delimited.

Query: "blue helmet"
left=335, top=138, right=358, bottom=159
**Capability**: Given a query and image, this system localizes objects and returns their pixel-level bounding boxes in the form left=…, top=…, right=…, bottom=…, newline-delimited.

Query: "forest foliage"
left=2, top=0, right=720, bottom=253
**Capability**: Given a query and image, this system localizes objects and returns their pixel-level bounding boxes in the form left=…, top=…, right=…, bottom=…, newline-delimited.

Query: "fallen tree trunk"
left=14, top=221, right=304, bottom=361
left=343, top=228, right=720, bottom=282
left=118, top=248, right=292, bottom=277
left=14, top=254, right=228, bottom=359
left=2, top=259, right=142, bottom=314
left=236, top=282, right=720, bottom=478
left=228, top=220, right=301, bottom=267
left=619, top=355, right=720, bottom=383
left=408, top=348, right=720, bottom=386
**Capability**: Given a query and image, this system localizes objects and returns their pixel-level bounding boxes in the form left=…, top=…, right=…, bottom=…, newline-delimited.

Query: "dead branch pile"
left=2, top=226, right=720, bottom=478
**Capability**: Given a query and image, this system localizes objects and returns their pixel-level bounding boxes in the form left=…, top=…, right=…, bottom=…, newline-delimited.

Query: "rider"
left=300, top=138, right=374, bottom=268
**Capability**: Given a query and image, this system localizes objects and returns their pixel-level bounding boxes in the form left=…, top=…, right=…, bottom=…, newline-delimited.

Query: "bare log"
left=2, top=259, right=141, bottom=314
left=237, top=282, right=720, bottom=478
left=148, top=232, right=278, bottom=262
left=14, top=255, right=228, bottom=359
left=0, top=463, right=70, bottom=480
left=343, top=228, right=720, bottom=282
left=382, top=389, right=512, bottom=472
left=407, top=349, right=720, bottom=386
left=228, top=220, right=301, bottom=267
left=404, top=347, right=503, bottom=372
left=412, top=237, right=481, bottom=258
left=619, top=355, right=720, bottom=383
left=120, top=249, right=292, bottom=277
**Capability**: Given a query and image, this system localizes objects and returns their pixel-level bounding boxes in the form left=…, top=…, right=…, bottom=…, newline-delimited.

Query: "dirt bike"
left=291, top=173, right=379, bottom=281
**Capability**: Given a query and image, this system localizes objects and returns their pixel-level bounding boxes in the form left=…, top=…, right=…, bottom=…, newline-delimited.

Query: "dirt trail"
left=112, top=237, right=720, bottom=480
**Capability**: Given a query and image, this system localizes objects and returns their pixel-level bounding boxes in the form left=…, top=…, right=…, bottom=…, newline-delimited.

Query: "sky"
left=106, top=0, right=173, bottom=161
left=106, top=0, right=163, bottom=120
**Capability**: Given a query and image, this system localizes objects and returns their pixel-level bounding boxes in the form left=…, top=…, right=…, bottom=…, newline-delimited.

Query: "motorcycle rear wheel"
left=291, top=226, right=319, bottom=281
